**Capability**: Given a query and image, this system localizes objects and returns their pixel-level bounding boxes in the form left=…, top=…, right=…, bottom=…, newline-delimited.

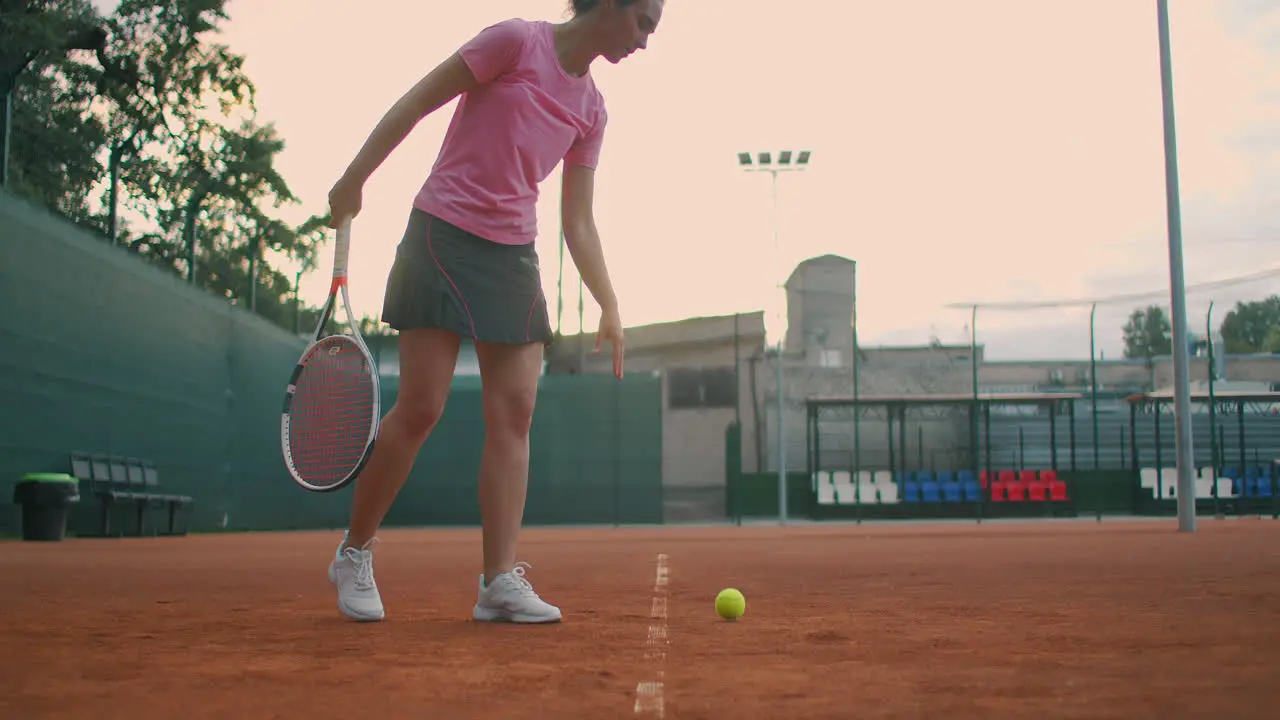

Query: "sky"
left=90, top=0, right=1279, bottom=360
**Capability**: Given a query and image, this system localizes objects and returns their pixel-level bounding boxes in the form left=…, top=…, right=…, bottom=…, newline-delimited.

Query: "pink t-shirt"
left=413, top=18, right=608, bottom=246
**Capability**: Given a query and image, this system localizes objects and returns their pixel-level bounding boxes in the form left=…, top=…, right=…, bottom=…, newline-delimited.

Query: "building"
left=547, top=311, right=768, bottom=522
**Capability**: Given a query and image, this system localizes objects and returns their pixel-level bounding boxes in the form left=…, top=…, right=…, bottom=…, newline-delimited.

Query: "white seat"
left=817, top=484, right=836, bottom=504
left=857, top=482, right=879, bottom=504
left=1159, top=468, right=1179, bottom=499
left=834, top=481, right=856, bottom=504
left=1217, top=477, right=1236, bottom=498
left=875, top=476, right=899, bottom=504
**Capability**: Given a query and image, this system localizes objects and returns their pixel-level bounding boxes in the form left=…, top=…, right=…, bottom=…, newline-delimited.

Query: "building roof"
left=807, top=392, right=1084, bottom=407
left=784, top=254, right=855, bottom=289
left=551, top=310, right=767, bottom=354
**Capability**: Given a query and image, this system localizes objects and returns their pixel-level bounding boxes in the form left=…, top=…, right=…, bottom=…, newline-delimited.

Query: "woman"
left=323, top=0, right=664, bottom=624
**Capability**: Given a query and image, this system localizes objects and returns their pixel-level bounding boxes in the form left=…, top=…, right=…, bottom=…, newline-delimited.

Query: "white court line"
left=634, top=553, right=669, bottom=717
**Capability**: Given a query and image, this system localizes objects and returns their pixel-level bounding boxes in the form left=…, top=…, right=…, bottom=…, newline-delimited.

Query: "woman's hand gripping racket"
left=280, top=218, right=381, bottom=492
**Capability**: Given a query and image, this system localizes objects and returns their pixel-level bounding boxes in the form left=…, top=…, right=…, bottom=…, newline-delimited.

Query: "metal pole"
left=1090, top=303, right=1100, bottom=469
left=734, top=312, right=741, bottom=427
left=970, top=306, right=979, bottom=397
left=771, top=168, right=787, bottom=524
left=556, top=169, right=565, bottom=336
left=970, top=305, right=980, bottom=472
left=1156, top=0, right=1196, bottom=532
left=577, top=274, right=585, bottom=369
left=1, top=87, right=12, bottom=189
left=1207, top=301, right=1217, bottom=471
left=852, top=261, right=861, bottom=479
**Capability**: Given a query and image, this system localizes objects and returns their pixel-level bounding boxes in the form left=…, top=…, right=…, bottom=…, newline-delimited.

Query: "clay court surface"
left=3, top=519, right=1280, bottom=719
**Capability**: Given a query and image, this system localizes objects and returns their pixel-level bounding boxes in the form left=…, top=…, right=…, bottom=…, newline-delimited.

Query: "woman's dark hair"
left=570, top=0, right=638, bottom=15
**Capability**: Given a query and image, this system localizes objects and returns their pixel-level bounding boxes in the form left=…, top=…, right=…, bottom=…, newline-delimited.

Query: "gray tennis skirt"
left=380, top=208, right=553, bottom=345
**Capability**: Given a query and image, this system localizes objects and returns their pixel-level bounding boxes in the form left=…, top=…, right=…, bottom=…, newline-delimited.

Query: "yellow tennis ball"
left=715, top=588, right=746, bottom=620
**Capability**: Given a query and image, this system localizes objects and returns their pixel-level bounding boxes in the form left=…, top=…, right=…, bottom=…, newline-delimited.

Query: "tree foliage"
left=1120, top=295, right=1280, bottom=362
left=4, top=0, right=336, bottom=333
left=1219, top=296, right=1280, bottom=355
left=1122, top=305, right=1173, bottom=360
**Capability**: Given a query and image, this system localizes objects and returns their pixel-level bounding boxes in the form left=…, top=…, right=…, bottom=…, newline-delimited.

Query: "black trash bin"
left=13, top=473, right=81, bottom=542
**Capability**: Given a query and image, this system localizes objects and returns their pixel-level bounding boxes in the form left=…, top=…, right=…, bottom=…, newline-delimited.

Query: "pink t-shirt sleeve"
left=458, top=19, right=529, bottom=85
left=565, top=105, right=608, bottom=169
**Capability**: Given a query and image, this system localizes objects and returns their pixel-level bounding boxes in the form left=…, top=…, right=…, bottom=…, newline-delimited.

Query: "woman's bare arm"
left=340, top=53, right=479, bottom=184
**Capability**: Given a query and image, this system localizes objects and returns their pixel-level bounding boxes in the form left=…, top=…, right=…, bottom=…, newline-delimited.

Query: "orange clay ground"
left=3, top=518, right=1280, bottom=719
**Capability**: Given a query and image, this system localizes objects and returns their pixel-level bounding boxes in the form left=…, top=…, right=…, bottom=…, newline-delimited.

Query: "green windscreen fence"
left=0, top=192, right=663, bottom=535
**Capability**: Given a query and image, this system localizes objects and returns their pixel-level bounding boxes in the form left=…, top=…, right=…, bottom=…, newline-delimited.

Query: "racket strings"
left=287, top=339, right=377, bottom=487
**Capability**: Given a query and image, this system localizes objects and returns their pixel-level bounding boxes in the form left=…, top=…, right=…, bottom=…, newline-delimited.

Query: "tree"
left=1262, top=325, right=1280, bottom=354
left=7, top=0, right=330, bottom=333
left=2, top=0, right=108, bottom=218
left=1219, top=296, right=1280, bottom=354
left=1122, top=305, right=1173, bottom=359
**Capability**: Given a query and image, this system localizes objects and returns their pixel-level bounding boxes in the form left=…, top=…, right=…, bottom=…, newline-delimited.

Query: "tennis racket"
left=280, top=217, right=381, bottom=492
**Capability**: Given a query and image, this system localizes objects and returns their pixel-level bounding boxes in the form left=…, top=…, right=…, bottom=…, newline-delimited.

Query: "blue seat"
left=962, top=480, right=982, bottom=502
left=916, top=470, right=935, bottom=483
left=957, top=469, right=976, bottom=484
left=921, top=481, right=941, bottom=503
left=1251, top=467, right=1273, bottom=497
left=936, top=471, right=955, bottom=485
left=1243, top=468, right=1261, bottom=497
left=902, top=481, right=921, bottom=502
left=941, top=481, right=962, bottom=502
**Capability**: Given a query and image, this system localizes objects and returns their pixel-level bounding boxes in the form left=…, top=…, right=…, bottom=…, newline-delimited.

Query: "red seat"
left=1048, top=480, right=1068, bottom=501
left=1019, top=470, right=1037, bottom=485
left=990, top=481, right=1006, bottom=502
left=1041, top=469, right=1059, bottom=484
left=979, top=470, right=991, bottom=489
left=1005, top=479, right=1027, bottom=502
left=1026, top=480, right=1048, bottom=501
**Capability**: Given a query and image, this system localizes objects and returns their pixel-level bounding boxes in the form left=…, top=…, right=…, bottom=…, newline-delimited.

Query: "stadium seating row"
left=813, top=468, right=1069, bottom=505
left=1139, top=465, right=1276, bottom=500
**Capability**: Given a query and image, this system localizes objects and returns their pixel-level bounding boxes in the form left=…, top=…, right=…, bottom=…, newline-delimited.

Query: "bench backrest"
left=142, top=463, right=160, bottom=490
left=108, top=457, right=130, bottom=488
left=125, top=458, right=147, bottom=492
left=69, top=453, right=93, bottom=483
left=90, top=454, right=114, bottom=491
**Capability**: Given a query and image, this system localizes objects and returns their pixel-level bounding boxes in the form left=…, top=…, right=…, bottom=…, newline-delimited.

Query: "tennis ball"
left=715, top=588, right=746, bottom=620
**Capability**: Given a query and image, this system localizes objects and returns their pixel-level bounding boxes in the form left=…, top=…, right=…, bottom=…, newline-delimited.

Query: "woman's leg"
left=329, top=328, right=460, bottom=621
left=469, top=339, right=561, bottom=623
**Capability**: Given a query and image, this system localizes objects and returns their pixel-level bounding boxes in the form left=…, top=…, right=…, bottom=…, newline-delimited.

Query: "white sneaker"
left=472, top=562, right=562, bottom=624
left=327, top=533, right=385, bottom=622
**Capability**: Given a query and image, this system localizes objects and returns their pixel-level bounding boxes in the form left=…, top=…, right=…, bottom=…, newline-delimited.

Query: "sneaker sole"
left=472, top=606, right=562, bottom=624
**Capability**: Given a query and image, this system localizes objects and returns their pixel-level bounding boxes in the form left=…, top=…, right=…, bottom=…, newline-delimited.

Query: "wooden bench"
left=68, top=452, right=193, bottom=536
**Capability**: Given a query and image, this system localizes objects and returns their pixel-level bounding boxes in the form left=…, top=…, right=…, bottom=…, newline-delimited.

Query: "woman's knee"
left=391, top=328, right=461, bottom=438
left=483, top=386, right=538, bottom=439
left=393, top=390, right=449, bottom=438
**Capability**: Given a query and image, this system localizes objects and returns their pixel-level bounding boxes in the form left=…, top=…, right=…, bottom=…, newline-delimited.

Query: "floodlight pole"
left=1207, top=302, right=1218, bottom=474
left=1156, top=0, right=1196, bottom=532
left=1090, top=303, right=1100, bottom=469
left=738, top=149, right=812, bottom=525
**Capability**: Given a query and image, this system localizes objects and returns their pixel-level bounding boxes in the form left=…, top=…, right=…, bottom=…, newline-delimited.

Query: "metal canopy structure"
left=805, top=392, right=1085, bottom=477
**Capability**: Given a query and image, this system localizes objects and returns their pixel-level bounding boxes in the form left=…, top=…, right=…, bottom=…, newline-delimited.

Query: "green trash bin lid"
left=13, top=472, right=81, bottom=505
left=18, top=473, right=79, bottom=485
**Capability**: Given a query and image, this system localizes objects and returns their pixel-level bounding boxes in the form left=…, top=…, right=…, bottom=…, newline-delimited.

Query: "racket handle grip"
left=333, top=218, right=352, bottom=278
